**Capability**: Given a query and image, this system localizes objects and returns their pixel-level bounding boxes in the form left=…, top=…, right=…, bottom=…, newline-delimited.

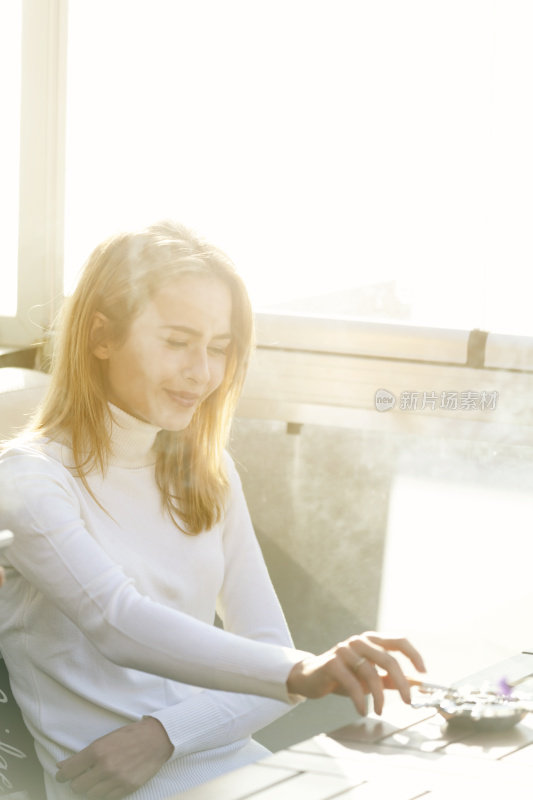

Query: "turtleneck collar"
left=108, top=403, right=161, bottom=468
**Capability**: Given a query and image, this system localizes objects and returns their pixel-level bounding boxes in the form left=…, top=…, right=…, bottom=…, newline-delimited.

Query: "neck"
left=107, top=403, right=161, bottom=468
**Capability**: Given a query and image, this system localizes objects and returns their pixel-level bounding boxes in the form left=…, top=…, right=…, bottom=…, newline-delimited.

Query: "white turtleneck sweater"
left=0, top=406, right=307, bottom=799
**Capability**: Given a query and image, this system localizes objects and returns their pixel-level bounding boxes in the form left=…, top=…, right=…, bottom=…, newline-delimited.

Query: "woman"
left=0, top=222, right=425, bottom=799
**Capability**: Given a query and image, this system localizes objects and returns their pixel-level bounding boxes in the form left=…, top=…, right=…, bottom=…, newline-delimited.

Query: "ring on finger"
left=353, top=656, right=367, bottom=673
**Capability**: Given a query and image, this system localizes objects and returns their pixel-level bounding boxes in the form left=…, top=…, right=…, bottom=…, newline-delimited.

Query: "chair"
left=0, top=657, right=46, bottom=799
left=1, top=367, right=50, bottom=798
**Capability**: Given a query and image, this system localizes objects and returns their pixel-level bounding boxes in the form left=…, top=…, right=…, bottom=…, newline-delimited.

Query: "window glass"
left=0, top=2, right=22, bottom=317
left=65, top=1, right=533, bottom=336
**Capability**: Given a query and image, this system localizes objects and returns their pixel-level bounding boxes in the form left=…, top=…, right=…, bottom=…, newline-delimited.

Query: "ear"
left=90, top=312, right=113, bottom=360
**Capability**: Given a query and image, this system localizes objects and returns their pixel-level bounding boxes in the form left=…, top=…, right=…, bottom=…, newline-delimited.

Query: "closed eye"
left=165, top=339, right=229, bottom=355
left=208, top=345, right=229, bottom=356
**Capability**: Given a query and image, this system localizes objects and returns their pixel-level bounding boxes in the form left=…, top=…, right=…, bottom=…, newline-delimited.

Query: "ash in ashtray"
left=411, top=683, right=530, bottom=730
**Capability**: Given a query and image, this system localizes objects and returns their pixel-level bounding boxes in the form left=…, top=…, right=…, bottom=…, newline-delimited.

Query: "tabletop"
left=175, top=653, right=533, bottom=799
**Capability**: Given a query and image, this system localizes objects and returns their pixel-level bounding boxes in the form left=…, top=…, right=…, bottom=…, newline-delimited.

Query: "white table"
left=175, top=653, right=533, bottom=799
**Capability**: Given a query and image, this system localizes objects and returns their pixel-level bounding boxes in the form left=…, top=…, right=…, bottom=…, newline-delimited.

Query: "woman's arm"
left=0, top=452, right=306, bottom=701
left=52, top=456, right=425, bottom=798
left=54, top=692, right=293, bottom=798
left=1, top=452, right=425, bottom=709
left=146, top=459, right=300, bottom=755
left=145, top=456, right=301, bottom=755
left=217, top=459, right=426, bottom=715
left=53, top=457, right=300, bottom=797
left=286, top=631, right=426, bottom=716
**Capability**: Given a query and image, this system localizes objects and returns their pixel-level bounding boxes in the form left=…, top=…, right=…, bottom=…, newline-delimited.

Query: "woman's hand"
left=55, top=716, right=173, bottom=799
left=287, top=631, right=426, bottom=716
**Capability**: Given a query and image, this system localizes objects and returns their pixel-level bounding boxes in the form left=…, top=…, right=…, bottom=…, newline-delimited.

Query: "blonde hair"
left=32, top=221, right=254, bottom=534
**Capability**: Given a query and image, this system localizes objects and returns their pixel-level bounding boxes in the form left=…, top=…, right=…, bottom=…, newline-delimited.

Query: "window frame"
left=0, top=0, right=67, bottom=348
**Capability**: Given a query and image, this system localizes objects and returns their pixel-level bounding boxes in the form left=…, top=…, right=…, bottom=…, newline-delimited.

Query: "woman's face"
left=94, top=274, right=233, bottom=431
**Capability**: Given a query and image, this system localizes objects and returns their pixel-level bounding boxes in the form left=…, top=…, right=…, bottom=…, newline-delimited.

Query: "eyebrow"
left=160, top=325, right=232, bottom=340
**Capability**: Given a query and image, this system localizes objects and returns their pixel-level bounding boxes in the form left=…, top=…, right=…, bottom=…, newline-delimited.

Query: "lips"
left=165, top=389, right=202, bottom=409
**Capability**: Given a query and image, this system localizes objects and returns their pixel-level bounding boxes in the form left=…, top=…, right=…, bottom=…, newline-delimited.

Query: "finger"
left=69, top=766, right=107, bottom=795
left=86, top=779, right=124, bottom=799
left=83, top=772, right=138, bottom=800
left=364, top=633, right=427, bottom=673
left=56, top=752, right=94, bottom=782
left=341, top=649, right=385, bottom=715
left=348, top=639, right=412, bottom=705
left=86, top=774, right=141, bottom=800
left=105, top=786, right=134, bottom=800
left=330, top=657, right=368, bottom=716
left=366, top=632, right=426, bottom=672
left=374, top=652, right=412, bottom=704
left=381, top=672, right=412, bottom=693
left=359, top=662, right=385, bottom=715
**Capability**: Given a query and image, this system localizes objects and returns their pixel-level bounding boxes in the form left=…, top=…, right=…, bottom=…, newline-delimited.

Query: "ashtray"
left=411, top=683, right=531, bottom=731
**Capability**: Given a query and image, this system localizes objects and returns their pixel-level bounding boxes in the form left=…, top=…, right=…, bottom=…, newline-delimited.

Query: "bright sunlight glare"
left=380, top=470, right=533, bottom=681
left=64, top=1, right=533, bottom=335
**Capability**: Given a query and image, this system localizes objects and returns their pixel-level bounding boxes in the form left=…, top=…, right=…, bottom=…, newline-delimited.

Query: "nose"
left=182, top=344, right=210, bottom=385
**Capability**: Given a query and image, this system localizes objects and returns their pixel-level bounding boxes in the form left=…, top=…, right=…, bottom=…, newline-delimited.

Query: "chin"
left=160, top=411, right=195, bottom=432
left=163, top=420, right=192, bottom=433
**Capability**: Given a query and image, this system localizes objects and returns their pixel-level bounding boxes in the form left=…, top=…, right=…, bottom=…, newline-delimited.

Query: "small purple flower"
left=497, top=676, right=513, bottom=697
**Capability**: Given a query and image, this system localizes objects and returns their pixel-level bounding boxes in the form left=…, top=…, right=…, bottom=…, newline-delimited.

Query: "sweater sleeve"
left=149, top=456, right=301, bottom=757
left=0, top=450, right=308, bottom=704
